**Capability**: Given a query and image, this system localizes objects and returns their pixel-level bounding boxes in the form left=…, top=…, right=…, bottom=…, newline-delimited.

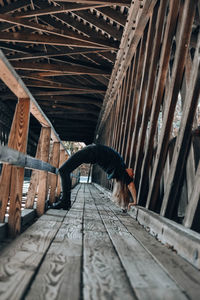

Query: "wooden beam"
left=98, top=0, right=158, bottom=129
left=0, top=144, right=57, bottom=174
left=36, top=127, right=51, bottom=217
left=36, top=95, right=103, bottom=108
left=49, top=142, right=60, bottom=205
left=39, top=102, right=100, bottom=116
left=55, top=0, right=131, bottom=5
left=23, top=79, right=106, bottom=93
left=0, top=14, right=116, bottom=49
left=8, top=48, right=112, bottom=61
left=11, top=61, right=110, bottom=75
left=160, top=35, right=200, bottom=217
left=0, top=32, right=115, bottom=49
left=0, top=0, right=29, bottom=14
left=96, top=7, right=127, bottom=26
left=12, top=3, right=108, bottom=18
left=146, top=0, right=196, bottom=211
left=74, top=10, right=123, bottom=40
left=0, top=98, right=30, bottom=237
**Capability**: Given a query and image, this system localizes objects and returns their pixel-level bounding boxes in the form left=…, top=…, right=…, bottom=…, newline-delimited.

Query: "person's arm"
left=127, top=181, right=137, bottom=210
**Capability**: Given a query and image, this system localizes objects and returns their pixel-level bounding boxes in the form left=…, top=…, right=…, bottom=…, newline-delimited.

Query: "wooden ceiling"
left=0, top=0, right=130, bottom=144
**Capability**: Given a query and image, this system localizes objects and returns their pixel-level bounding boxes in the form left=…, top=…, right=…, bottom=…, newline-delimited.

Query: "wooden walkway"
left=0, top=184, right=200, bottom=300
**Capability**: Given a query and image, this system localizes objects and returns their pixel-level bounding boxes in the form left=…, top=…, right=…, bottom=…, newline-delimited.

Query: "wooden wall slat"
left=124, top=47, right=140, bottom=164
left=130, top=4, right=159, bottom=172
left=183, top=160, right=200, bottom=228
left=133, top=0, right=169, bottom=190
left=118, top=66, right=131, bottom=155
left=160, top=34, right=200, bottom=217
left=146, top=0, right=196, bottom=211
left=137, top=0, right=181, bottom=206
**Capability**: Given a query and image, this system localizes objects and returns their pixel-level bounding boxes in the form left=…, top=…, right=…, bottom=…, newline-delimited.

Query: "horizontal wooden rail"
left=0, top=145, right=57, bottom=174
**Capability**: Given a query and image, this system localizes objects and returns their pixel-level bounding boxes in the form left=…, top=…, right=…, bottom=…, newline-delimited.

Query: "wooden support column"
left=0, top=98, right=30, bottom=236
left=183, top=161, right=200, bottom=228
left=113, top=86, right=123, bottom=150
left=49, top=142, right=60, bottom=205
left=56, top=150, right=69, bottom=198
left=121, top=58, right=135, bottom=159
left=130, top=4, right=159, bottom=172
left=36, top=127, right=51, bottom=217
left=137, top=0, right=181, bottom=206
left=134, top=0, right=168, bottom=189
left=25, top=128, right=43, bottom=208
left=160, top=35, right=200, bottom=217
left=124, top=45, right=141, bottom=164
left=146, top=0, right=196, bottom=211
left=118, top=66, right=131, bottom=154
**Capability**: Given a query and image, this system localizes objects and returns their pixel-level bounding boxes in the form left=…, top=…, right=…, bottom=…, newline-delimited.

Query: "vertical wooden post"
left=160, top=35, right=200, bottom=217
left=56, top=150, right=68, bottom=198
left=183, top=161, right=200, bottom=228
left=0, top=98, right=30, bottom=236
left=146, top=0, right=196, bottom=211
left=137, top=0, right=181, bottom=206
left=49, top=142, right=60, bottom=205
left=25, top=128, right=43, bottom=208
left=36, top=127, right=51, bottom=217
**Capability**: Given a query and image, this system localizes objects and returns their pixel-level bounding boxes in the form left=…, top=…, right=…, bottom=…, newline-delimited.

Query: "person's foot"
left=50, top=200, right=71, bottom=210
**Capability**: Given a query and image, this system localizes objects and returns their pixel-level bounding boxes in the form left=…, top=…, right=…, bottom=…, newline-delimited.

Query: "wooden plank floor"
left=0, top=183, right=200, bottom=300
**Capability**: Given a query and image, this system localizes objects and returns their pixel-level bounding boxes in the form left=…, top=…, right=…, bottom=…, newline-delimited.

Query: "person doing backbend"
left=55, top=144, right=137, bottom=211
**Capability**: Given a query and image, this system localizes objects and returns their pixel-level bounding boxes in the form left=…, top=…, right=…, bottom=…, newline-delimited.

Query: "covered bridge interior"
left=0, top=0, right=200, bottom=299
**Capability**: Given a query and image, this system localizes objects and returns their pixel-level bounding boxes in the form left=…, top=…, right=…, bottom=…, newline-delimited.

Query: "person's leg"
left=57, top=145, right=96, bottom=209
left=58, top=168, right=71, bottom=209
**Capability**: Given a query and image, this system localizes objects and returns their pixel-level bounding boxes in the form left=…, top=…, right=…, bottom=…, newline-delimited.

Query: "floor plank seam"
left=88, top=185, right=139, bottom=300
left=107, top=205, right=191, bottom=299
left=20, top=185, right=83, bottom=300
left=80, top=183, right=85, bottom=300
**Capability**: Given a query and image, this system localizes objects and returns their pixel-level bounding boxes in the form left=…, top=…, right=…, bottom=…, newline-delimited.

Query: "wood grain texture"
left=0, top=216, right=61, bottom=300
left=83, top=187, right=136, bottom=300
left=90, top=185, right=187, bottom=300
left=36, top=127, right=51, bottom=217
left=25, top=185, right=84, bottom=300
left=49, top=142, right=60, bottom=205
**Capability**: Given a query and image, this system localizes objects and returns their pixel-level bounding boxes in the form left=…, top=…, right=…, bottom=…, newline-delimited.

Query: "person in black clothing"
left=54, top=144, right=137, bottom=210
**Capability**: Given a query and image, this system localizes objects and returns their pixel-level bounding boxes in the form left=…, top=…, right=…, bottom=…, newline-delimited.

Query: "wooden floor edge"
left=93, top=182, right=200, bottom=270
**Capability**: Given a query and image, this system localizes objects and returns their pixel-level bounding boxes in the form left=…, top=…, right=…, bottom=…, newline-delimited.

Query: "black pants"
left=59, top=145, right=96, bottom=206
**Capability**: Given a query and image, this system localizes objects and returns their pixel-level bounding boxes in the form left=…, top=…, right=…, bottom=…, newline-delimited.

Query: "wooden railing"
left=0, top=49, right=72, bottom=237
left=94, top=0, right=200, bottom=234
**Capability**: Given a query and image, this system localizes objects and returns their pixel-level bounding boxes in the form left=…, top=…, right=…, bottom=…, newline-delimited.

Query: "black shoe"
left=51, top=200, right=71, bottom=210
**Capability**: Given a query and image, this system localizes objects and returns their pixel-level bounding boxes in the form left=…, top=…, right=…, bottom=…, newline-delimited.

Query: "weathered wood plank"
left=130, top=4, right=159, bottom=171
left=25, top=185, right=84, bottom=300
left=160, top=33, right=200, bottom=217
left=36, top=127, right=51, bottom=217
left=83, top=185, right=135, bottom=300
left=89, top=185, right=187, bottom=299
left=109, top=205, right=200, bottom=300
left=146, top=0, right=196, bottom=210
left=137, top=0, right=181, bottom=206
left=183, top=160, right=200, bottom=228
left=0, top=145, right=57, bottom=173
left=49, top=142, right=60, bottom=205
left=0, top=218, right=61, bottom=300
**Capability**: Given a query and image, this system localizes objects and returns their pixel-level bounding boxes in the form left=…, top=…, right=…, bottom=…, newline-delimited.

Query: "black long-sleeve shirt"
left=59, top=144, right=132, bottom=185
